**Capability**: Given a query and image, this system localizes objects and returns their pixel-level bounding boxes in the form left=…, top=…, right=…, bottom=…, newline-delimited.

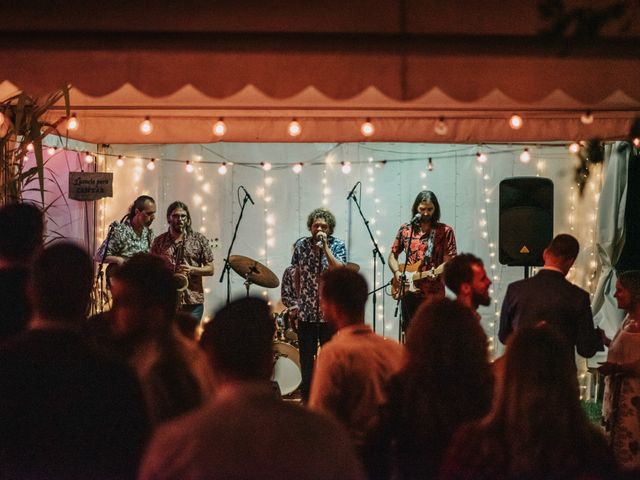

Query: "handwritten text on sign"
left=69, top=172, right=113, bottom=201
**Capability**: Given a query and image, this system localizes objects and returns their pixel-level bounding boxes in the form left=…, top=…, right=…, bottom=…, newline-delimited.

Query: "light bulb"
left=509, top=114, right=523, bottom=130
left=218, top=163, right=228, bottom=175
left=341, top=161, right=352, bottom=174
left=185, top=161, right=195, bottom=173
left=139, top=117, right=153, bottom=135
left=213, top=119, right=227, bottom=137
left=116, top=156, right=125, bottom=167
left=288, top=120, right=302, bottom=137
left=476, top=152, right=488, bottom=163
left=633, top=138, right=640, bottom=148
left=360, top=120, right=375, bottom=137
left=434, top=117, right=448, bottom=135
left=26, top=142, right=34, bottom=152
left=292, top=162, right=303, bottom=174
left=428, top=157, right=434, bottom=171
left=580, top=110, right=594, bottom=125
left=147, top=159, right=156, bottom=171
left=519, top=148, right=531, bottom=163
left=261, top=161, right=272, bottom=171
left=569, top=142, right=581, bottom=153
left=47, top=146, right=56, bottom=155
left=67, top=113, right=79, bottom=130
left=84, top=152, right=94, bottom=164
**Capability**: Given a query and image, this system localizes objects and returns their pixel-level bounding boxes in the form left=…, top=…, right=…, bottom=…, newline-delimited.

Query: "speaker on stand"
left=499, top=177, right=554, bottom=277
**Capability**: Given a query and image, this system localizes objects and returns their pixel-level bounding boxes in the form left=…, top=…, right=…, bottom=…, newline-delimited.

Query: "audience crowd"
left=0, top=203, right=637, bottom=480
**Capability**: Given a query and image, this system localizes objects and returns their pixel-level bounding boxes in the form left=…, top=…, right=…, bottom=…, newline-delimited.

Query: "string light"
left=580, top=110, right=594, bottom=125
left=292, top=162, right=303, bottom=174
left=509, top=114, right=523, bottom=130
left=146, top=158, right=156, bottom=171
left=288, top=119, right=302, bottom=137
left=633, top=137, right=640, bottom=147
left=47, top=146, right=57, bottom=155
left=213, top=118, right=227, bottom=137
left=218, top=162, right=228, bottom=175
left=428, top=157, right=434, bottom=171
left=84, top=152, right=94, bottom=164
left=434, top=117, right=448, bottom=135
left=519, top=148, right=531, bottom=163
left=185, top=161, right=195, bottom=173
left=341, top=161, right=352, bottom=174
left=261, top=161, right=272, bottom=171
left=476, top=152, right=488, bottom=163
left=116, top=155, right=125, bottom=167
left=26, top=143, right=34, bottom=152
left=360, top=119, right=375, bottom=137
left=67, top=113, right=79, bottom=130
left=139, top=116, right=153, bottom=135
left=569, top=142, right=581, bottom=153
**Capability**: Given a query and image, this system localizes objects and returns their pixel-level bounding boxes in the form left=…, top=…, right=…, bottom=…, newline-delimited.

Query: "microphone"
left=316, top=232, right=327, bottom=248
left=411, top=213, right=422, bottom=225
left=346, top=182, right=360, bottom=200
left=240, top=185, right=255, bottom=205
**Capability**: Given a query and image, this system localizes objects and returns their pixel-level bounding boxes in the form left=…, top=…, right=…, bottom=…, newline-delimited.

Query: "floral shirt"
left=95, top=219, right=153, bottom=261
left=151, top=231, right=214, bottom=305
left=391, top=222, right=457, bottom=297
left=290, top=236, right=347, bottom=323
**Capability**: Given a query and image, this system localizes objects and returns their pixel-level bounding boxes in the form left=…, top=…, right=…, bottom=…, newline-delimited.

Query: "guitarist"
left=388, top=190, right=457, bottom=331
left=94, top=195, right=157, bottom=284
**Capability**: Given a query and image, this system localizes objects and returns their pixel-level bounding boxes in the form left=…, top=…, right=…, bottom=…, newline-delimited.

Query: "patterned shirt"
left=151, top=231, right=214, bottom=305
left=391, top=222, right=457, bottom=297
left=95, top=219, right=153, bottom=261
left=290, top=236, right=347, bottom=323
left=280, top=265, right=299, bottom=310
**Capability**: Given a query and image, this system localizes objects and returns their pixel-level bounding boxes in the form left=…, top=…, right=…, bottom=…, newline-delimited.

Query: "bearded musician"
left=151, top=201, right=214, bottom=323
left=388, top=190, right=457, bottom=331
left=95, top=195, right=156, bottom=276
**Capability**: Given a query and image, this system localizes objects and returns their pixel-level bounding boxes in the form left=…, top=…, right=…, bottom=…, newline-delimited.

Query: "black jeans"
left=400, top=292, right=423, bottom=335
left=298, top=321, right=336, bottom=402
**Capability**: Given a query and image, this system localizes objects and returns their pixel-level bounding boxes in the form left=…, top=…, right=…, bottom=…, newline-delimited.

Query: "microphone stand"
left=348, top=190, right=385, bottom=333
left=394, top=220, right=417, bottom=342
left=219, top=189, right=252, bottom=304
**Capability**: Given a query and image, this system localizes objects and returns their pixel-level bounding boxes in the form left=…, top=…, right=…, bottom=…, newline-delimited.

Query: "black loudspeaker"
left=499, top=177, right=554, bottom=266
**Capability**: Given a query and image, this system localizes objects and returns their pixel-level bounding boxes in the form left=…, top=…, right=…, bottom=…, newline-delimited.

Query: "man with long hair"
left=151, top=201, right=213, bottom=322
left=388, top=190, right=457, bottom=332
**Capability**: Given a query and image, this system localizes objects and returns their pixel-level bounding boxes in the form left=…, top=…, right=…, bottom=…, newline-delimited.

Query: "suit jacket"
left=499, top=269, right=602, bottom=358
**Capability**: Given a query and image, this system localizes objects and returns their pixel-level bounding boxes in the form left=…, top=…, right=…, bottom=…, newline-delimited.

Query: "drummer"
left=288, top=208, right=347, bottom=402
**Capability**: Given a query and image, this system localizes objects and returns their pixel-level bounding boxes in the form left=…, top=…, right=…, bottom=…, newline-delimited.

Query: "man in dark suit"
left=499, top=234, right=603, bottom=358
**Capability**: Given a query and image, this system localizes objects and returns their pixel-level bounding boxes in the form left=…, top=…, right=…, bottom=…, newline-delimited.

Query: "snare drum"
left=271, top=341, right=301, bottom=396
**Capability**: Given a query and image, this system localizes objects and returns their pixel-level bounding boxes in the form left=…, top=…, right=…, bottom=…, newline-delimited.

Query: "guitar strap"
left=423, top=228, right=437, bottom=266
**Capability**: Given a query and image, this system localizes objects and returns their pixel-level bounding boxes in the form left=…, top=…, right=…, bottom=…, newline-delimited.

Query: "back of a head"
left=32, top=242, right=93, bottom=321
left=320, top=267, right=368, bottom=321
left=112, top=253, right=178, bottom=319
left=500, top=324, right=581, bottom=430
left=546, top=234, right=579, bottom=261
left=405, top=298, right=491, bottom=392
left=200, top=297, right=274, bottom=381
left=0, top=203, right=44, bottom=264
left=444, top=253, right=481, bottom=295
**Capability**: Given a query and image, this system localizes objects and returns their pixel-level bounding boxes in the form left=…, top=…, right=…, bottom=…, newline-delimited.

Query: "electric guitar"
left=391, top=262, right=445, bottom=300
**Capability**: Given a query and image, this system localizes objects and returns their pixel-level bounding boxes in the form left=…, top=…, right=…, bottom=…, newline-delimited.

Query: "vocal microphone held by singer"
left=151, top=201, right=214, bottom=323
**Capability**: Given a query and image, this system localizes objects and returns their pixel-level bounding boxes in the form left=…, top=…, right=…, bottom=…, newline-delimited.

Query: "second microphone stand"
left=348, top=186, right=385, bottom=333
left=219, top=187, right=253, bottom=304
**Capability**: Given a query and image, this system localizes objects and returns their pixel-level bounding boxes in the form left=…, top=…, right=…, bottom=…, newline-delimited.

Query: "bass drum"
left=271, top=341, right=301, bottom=396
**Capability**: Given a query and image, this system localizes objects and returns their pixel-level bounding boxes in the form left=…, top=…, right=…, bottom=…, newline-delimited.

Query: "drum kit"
left=227, top=255, right=359, bottom=397
left=228, top=255, right=301, bottom=396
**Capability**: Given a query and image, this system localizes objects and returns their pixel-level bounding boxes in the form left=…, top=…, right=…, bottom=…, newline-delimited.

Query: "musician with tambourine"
left=388, top=190, right=457, bottom=333
left=94, top=195, right=157, bottom=286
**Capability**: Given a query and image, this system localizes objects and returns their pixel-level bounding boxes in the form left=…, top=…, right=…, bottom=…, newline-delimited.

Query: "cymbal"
left=228, top=255, right=280, bottom=288
left=346, top=262, right=360, bottom=272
